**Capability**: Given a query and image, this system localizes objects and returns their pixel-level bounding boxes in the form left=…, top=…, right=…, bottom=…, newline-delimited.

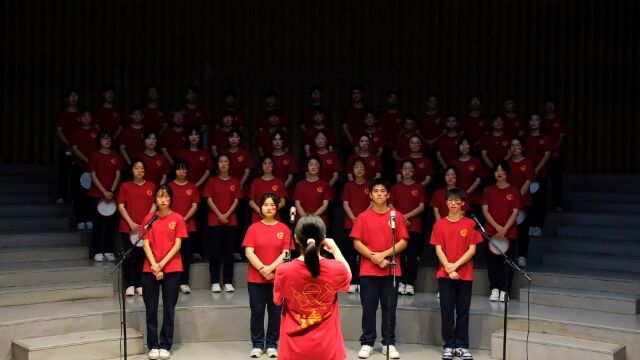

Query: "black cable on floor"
left=118, top=268, right=123, bottom=359
left=526, top=278, right=531, bottom=360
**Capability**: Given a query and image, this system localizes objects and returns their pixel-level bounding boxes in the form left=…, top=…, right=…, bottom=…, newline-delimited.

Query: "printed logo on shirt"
left=113, top=113, right=118, bottom=117
left=238, top=155, right=244, bottom=162
left=539, top=139, right=546, bottom=144
left=460, top=228, right=469, bottom=237
left=373, top=136, right=380, bottom=142
left=316, top=187, right=325, bottom=193
left=168, top=221, right=176, bottom=229
left=146, top=189, right=153, bottom=197
left=502, top=140, right=509, bottom=146
left=110, top=158, right=117, bottom=165
left=293, top=283, right=334, bottom=329
left=277, top=231, right=285, bottom=240
left=199, top=155, right=205, bottom=162
left=272, top=185, right=279, bottom=192
left=479, top=121, right=485, bottom=126
left=369, top=160, right=376, bottom=166
left=283, top=159, right=290, bottom=165
left=506, top=193, right=514, bottom=201
left=411, top=190, right=419, bottom=197
left=435, top=118, right=441, bottom=124
left=520, top=165, right=527, bottom=171
left=418, top=163, right=425, bottom=168
left=230, top=185, right=237, bottom=192
left=156, top=160, right=162, bottom=166
left=326, top=159, right=333, bottom=165
left=91, top=133, right=97, bottom=138
left=186, top=189, right=193, bottom=196
left=364, top=188, right=369, bottom=195
left=553, top=122, right=560, bottom=128
left=196, top=112, right=201, bottom=117
left=158, top=112, right=164, bottom=116
left=469, top=165, right=476, bottom=171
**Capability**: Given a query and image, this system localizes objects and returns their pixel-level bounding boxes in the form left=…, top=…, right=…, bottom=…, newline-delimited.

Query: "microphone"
left=143, top=214, right=159, bottom=231
left=289, top=206, right=296, bottom=224
left=390, top=210, right=397, bottom=230
left=468, top=213, right=486, bottom=232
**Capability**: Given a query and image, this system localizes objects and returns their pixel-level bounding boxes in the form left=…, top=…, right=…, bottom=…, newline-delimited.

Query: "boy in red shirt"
left=143, top=84, right=168, bottom=133
left=303, top=107, right=336, bottom=156
left=341, top=85, right=367, bottom=147
left=160, top=111, right=186, bottom=165
left=378, top=90, right=405, bottom=140
left=430, top=188, right=482, bottom=360
left=212, top=89, right=246, bottom=130
left=502, top=97, right=526, bottom=138
left=94, top=86, right=123, bottom=138
left=118, top=106, right=146, bottom=165
left=436, top=115, right=462, bottom=169
left=300, top=85, right=330, bottom=132
left=351, top=178, right=408, bottom=359
left=480, top=115, right=510, bottom=170
left=418, top=93, right=446, bottom=151
left=180, top=85, right=207, bottom=133
left=256, top=90, right=289, bottom=131
left=543, top=98, right=569, bottom=212
left=54, top=89, right=80, bottom=203
left=460, top=95, right=489, bottom=149
left=70, top=107, right=97, bottom=230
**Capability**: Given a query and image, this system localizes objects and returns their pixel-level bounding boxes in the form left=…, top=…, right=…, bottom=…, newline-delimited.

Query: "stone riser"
left=0, top=217, right=69, bottom=232
left=544, top=238, right=640, bottom=257
left=1, top=267, right=107, bottom=287
left=0, top=205, right=70, bottom=217
left=491, top=332, right=625, bottom=360
left=543, top=253, right=640, bottom=273
left=520, top=288, right=639, bottom=315
left=556, top=225, right=639, bottom=241
left=0, top=247, right=88, bottom=263
left=0, top=232, right=88, bottom=247
left=571, top=200, right=640, bottom=213
left=0, top=283, right=113, bottom=307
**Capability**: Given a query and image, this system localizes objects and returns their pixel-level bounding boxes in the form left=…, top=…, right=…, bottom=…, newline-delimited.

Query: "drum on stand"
left=79, top=172, right=92, bottom=189
left=489, top=234, right=510, bottom=255
left=516, top=211, right=526, bottom=225
left=530, top=181, right=540, bottom=194
left=97, top=199, right=117, bottom=216
left=129, top=231, right=143, bottom=247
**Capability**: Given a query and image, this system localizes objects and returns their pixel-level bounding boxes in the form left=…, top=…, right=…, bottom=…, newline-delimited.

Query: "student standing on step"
left=273, top=215, right=352, bottom=360
left=117, top=158, right=156, bottom=296
left=70, top=107, right=98, bottom=231
left=141, top=184, right=186, bottom=360
left=430, top=188, right=482, bottom=360
left=351, top=178, right=408, bottom=359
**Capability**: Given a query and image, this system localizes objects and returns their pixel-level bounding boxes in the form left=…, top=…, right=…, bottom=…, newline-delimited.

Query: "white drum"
left=129, top=231, right=143, bottom=247
left=96, top=199, right=117, bottom=216
left=79, top=172, right=91, bottom=189
left=516, top=211, right=526, bottom=225
left=489, top=234, right=510, bottom=255
left=530, top=181, right=540, bottom=194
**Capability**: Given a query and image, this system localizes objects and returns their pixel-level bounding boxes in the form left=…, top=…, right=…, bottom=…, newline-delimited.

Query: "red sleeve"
left=202, top=178, right=213, bottom=198
left=273, top=265, right=285, bottom=306
left=513, top=189, right=523, bottom=210
left=249, top=179, right=259, bottom=202
left=429, top=221, right=443, bottom=245
left=292, top=182, right=302, bottom=201
left=242, top=225, right=256, bottom=247
left=396, top=212, right=410, bottom=240
left=117, top=184, right=127, bottom=204
left=176, top=216, right=188, bottom=238
left=88, top=153, right=98, bottom=172
left=234, top=179, right=242, bottom=199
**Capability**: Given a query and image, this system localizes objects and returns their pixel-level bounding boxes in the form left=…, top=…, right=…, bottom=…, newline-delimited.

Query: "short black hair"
left=493, top=159, right=511, bottom=174
left=445, top=188, right=466, bottom=202
left=368, top=177, right=390, bottom=192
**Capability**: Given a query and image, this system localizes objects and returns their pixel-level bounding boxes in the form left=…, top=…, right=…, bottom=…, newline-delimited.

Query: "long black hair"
left=294, top=215, right=326, bottom=278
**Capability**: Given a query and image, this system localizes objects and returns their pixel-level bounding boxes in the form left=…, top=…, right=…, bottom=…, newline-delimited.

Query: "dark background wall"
left=2, top=0, right=638, bottom=172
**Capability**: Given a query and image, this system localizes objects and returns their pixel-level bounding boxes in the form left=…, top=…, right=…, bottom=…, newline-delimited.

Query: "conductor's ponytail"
left=295, top=215, right=326, bottom=278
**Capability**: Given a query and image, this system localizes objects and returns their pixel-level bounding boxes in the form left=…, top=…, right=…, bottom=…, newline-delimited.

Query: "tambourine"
left=489, top=234, right=510, bottom=255
left=129, top=231, right=143, bottom=247
left=529, top=181, right=540, bottom=194
left=96, top=199, right=117, bottom=216
left=79, top=172, right=91, bottom=189
left=516, top=211, right=526, bottom=225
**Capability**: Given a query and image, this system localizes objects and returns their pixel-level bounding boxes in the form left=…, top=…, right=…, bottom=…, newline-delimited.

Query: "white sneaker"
left=454, top=347, right=474, bottom=360
left=490, top=288, right=500, bottom=301
left=348, top=284, right=358, bottom=293
left=266, top=347, right=278, bottom=358
left=86, top=221, right=93, bottom=230
left=249, top=348, right=263, bottom=358
left=405, top=284, right=415, bottom=295
left=93, top=253, right=104, bottom=262
left=358, top=345, right=374, bottom=358
left=500, top=291, right=509, bottom=302
left=382, top=344, right=400, bottom=359
left=158, top=348, right=171, bottom=359
left=104, top=252, right=116, bottom=262
left=77, top=222, right=86, bottom=231
left=211, top=283, right=221, bottom=293
left=437, top=291, right=440, bottom=299
left=442, top=347, right=454, bottom=359
left=180, top=284, right=191, bottom=294
left=517, top=256, right=527, bottom=268
left=136, top=287, right=143, bottom=296
left=224, top=283, right=235, bottom=292
left=398, top=282, right=406, bottom=295
left=125, top=286, right=135, bottom=296
left=148, top=348, right=160, bottom=360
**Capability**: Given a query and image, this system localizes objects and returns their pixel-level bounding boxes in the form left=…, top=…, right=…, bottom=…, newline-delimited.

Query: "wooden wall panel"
left=1, top=0, right=638, bottom=172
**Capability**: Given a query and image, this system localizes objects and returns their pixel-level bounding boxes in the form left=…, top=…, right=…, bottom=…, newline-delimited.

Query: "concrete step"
left=0, top=281, right=113, bottom=307
left=12, top=328, right=143, bottom=360
left=0, top=216, right=70, bottom=232
left=520, top=286, right=639, bottom=315
left=0, top=231, right=88, bottom=247
left=569, top=191, right=640, bottom=203
left=544, top=236, right=640, bottom=257
left=0, top=260, right=107, bottom=287
left=543, top=252, right=640, bottom=273
left=0, top=246, right=88, bottom=262
left=0, top=204, right=71, bottom=217
left=556, top=225, right=640, bottom=241
left=491, top=329, right=625, bottom=360
left=526, top=265, right=640, bottom=295
left=571, top=200, right=640, bottom=213
left=548, top=212, right=640, bottom=228
left=0, top=193, right=57, bottom=205
left=0, top=183, right=55, bottom=194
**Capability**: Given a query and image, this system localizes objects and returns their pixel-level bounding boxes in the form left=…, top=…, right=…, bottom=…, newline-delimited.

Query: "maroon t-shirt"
left=181, top=105, right=207, bottom=130
left=55, top=110, right=80, bottom=150
left=117, top=181, right=156, bottom=232
left=341, top=181, right=370, bottom=229
left=71, top=127, right=98, bottom=169
left=248, top=177, right=286, bottom=222
left=451, top=157, right=484, bottom=204
left=480, top=133, right=511, bottom=164
left=507, top=158, right=535, bottom=206
left=177, top=149, right=212, bottom=189
left=341, top=106, right=366, bottom=140
left=143, top=106, right=167, bottom=132
left=418, top=112, right=446, bottom=141
left=346, top=153, right=383, bottom=182
left=522, top=133, right=553, bottom=176
left=395, top=156, right=433, bottom=183
left=482, top=184, right=523, bottom=239
left=168, top=181, right=200, bottom=232
left=293, top=179, right=331, bottom=225
left=94, top=106, right=123, bottom=135
left=136, top=152, right=171, bottom=186
left=391, top=182, right=426, bottom=233
left=437, top=134, right=461, bottom=166
left=461, top=114, right=489, bottom=145
left=160, top=129, right=186, bottom=160
left=379, top=110, right=405, bottom=139
left=272, top=153, right=299, bottom=186
left=88, top=151, right=123, bottom=198
left=118, top=126, right=145, bottom=157
left=202, top=176, right=242, bottom=226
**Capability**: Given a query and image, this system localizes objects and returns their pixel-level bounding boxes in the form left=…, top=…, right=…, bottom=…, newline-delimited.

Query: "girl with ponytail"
left=273, top=215, right=352, bottom=360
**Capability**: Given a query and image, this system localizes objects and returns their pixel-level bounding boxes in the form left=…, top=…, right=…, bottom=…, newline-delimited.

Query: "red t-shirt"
left=436, top=134, right=460, bottom=166
left=341, top=181, right=370, bottom=229
left=522, top=133, right=553, bottom=176
left=303, top=126, right=336, bottom=153
left=460, top=114, right=490, bottom=145
left=395, top=156, right=433, bottom=183
left=418, top=112, right=446, bottom=141
left=273, top=259, right=351, bottom=360
left=356, top=129, right=386, bottom=156
left=209, top=128, right=231, bottom=153
left=54, top=110, right=80, bottom=150
left=143, top=106, right=167, bottom=132
left=341, top=106, right=366, bottom=140
left=391, top=182, right=426, bottom=233
left=168, top=181, right=200, bottom=232
left=430, top=187, right=471, bottom=218
left=249, top=177, right=286, bottom=222
left=482, top=184, right=523, bottom=239
left=301, top=106, right=332, bottom=129
left=379, top=110, right=405, bottom=139
left=451, top=157, right=484, bottom=204
left=480, top=133, right=511, bottom=164
left=160, top=128, right=186, bottom=160
left=393, top=134, right=415, bottom=158
left=508, top=158, right=535, bottom=206
left=429, top=216, right=483, bottom=280
left=181, top=105, right=207, bottom=129
left=224, top=148, right=254, bottom=187
left=312, top=151, right=342, bottom=184
left=202, top=176, right=242, bottom=226
left=350, top=208, right=410, bottom=277
left=142, top=211, right=187, bottom=273
left=242, top=221, right=291, bottom=283
left=136, top=152, right=171, bottom=186
left=272, top=153, right=299, bottom=186
left=256, top=111, right=290, bottom=130
left=94, top=106, right=123, bottom=135
left=293, top=179, right=331, bottom=225
left=118, top=126, right=145, bottom=157
left=177, top=149, right=212, bottom=189
left=71, top=127, right=98, bottom=169
left=88, top=151, right=123, bottom=198
left=346, top=153, right=383, bottom=182
left=544, top=116, right=569, bottom=156
left=211, top=110, right=246, bottom=128
left=257, top=128, right=291, bottom=155
left=117, top=181, right=156, bottom=232
left=504, top=115, right=526, bottom=138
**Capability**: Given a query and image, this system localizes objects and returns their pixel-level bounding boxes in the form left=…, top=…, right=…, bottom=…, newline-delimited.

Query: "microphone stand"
left=111, top=223, right=152, bottom=360
left=285, top=212, right=296, bottom=262
left=471, top=215, right=531, bottom=360
left=386, top=212, right=398, bottom=360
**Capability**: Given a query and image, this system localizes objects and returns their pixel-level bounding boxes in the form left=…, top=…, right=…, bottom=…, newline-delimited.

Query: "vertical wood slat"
left=0, top=0, right=638, bottom=173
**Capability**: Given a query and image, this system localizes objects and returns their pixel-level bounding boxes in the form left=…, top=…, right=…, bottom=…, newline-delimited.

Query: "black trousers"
left=120, top=233, right=144, bottom=288
left=180, top=232, right=194, bottom=285
left=142, top=272, right=181, bottom=351
left=89, top=197, right=116, bottom=255
left=341, top=228, right=360, bottom=285
left=71, top=164, right=92, bottom=223
left=208, top=226, right=237, bottom=285
left=529, top=176, right=549, bottom=228
left=56, top=149, right=72, bottom=200
left=401, top=231, right=422, bottom=286
left=486, top=242, right=515, bottom=292
left=516, top=208, right=531, bottom=258
left=438, top=278, right=472, bottom=349
left=359, top=276, right=399, bottom=346
left=248, top=283, right=281, bottom=349
left=549, top=156, right=564, bottom=208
